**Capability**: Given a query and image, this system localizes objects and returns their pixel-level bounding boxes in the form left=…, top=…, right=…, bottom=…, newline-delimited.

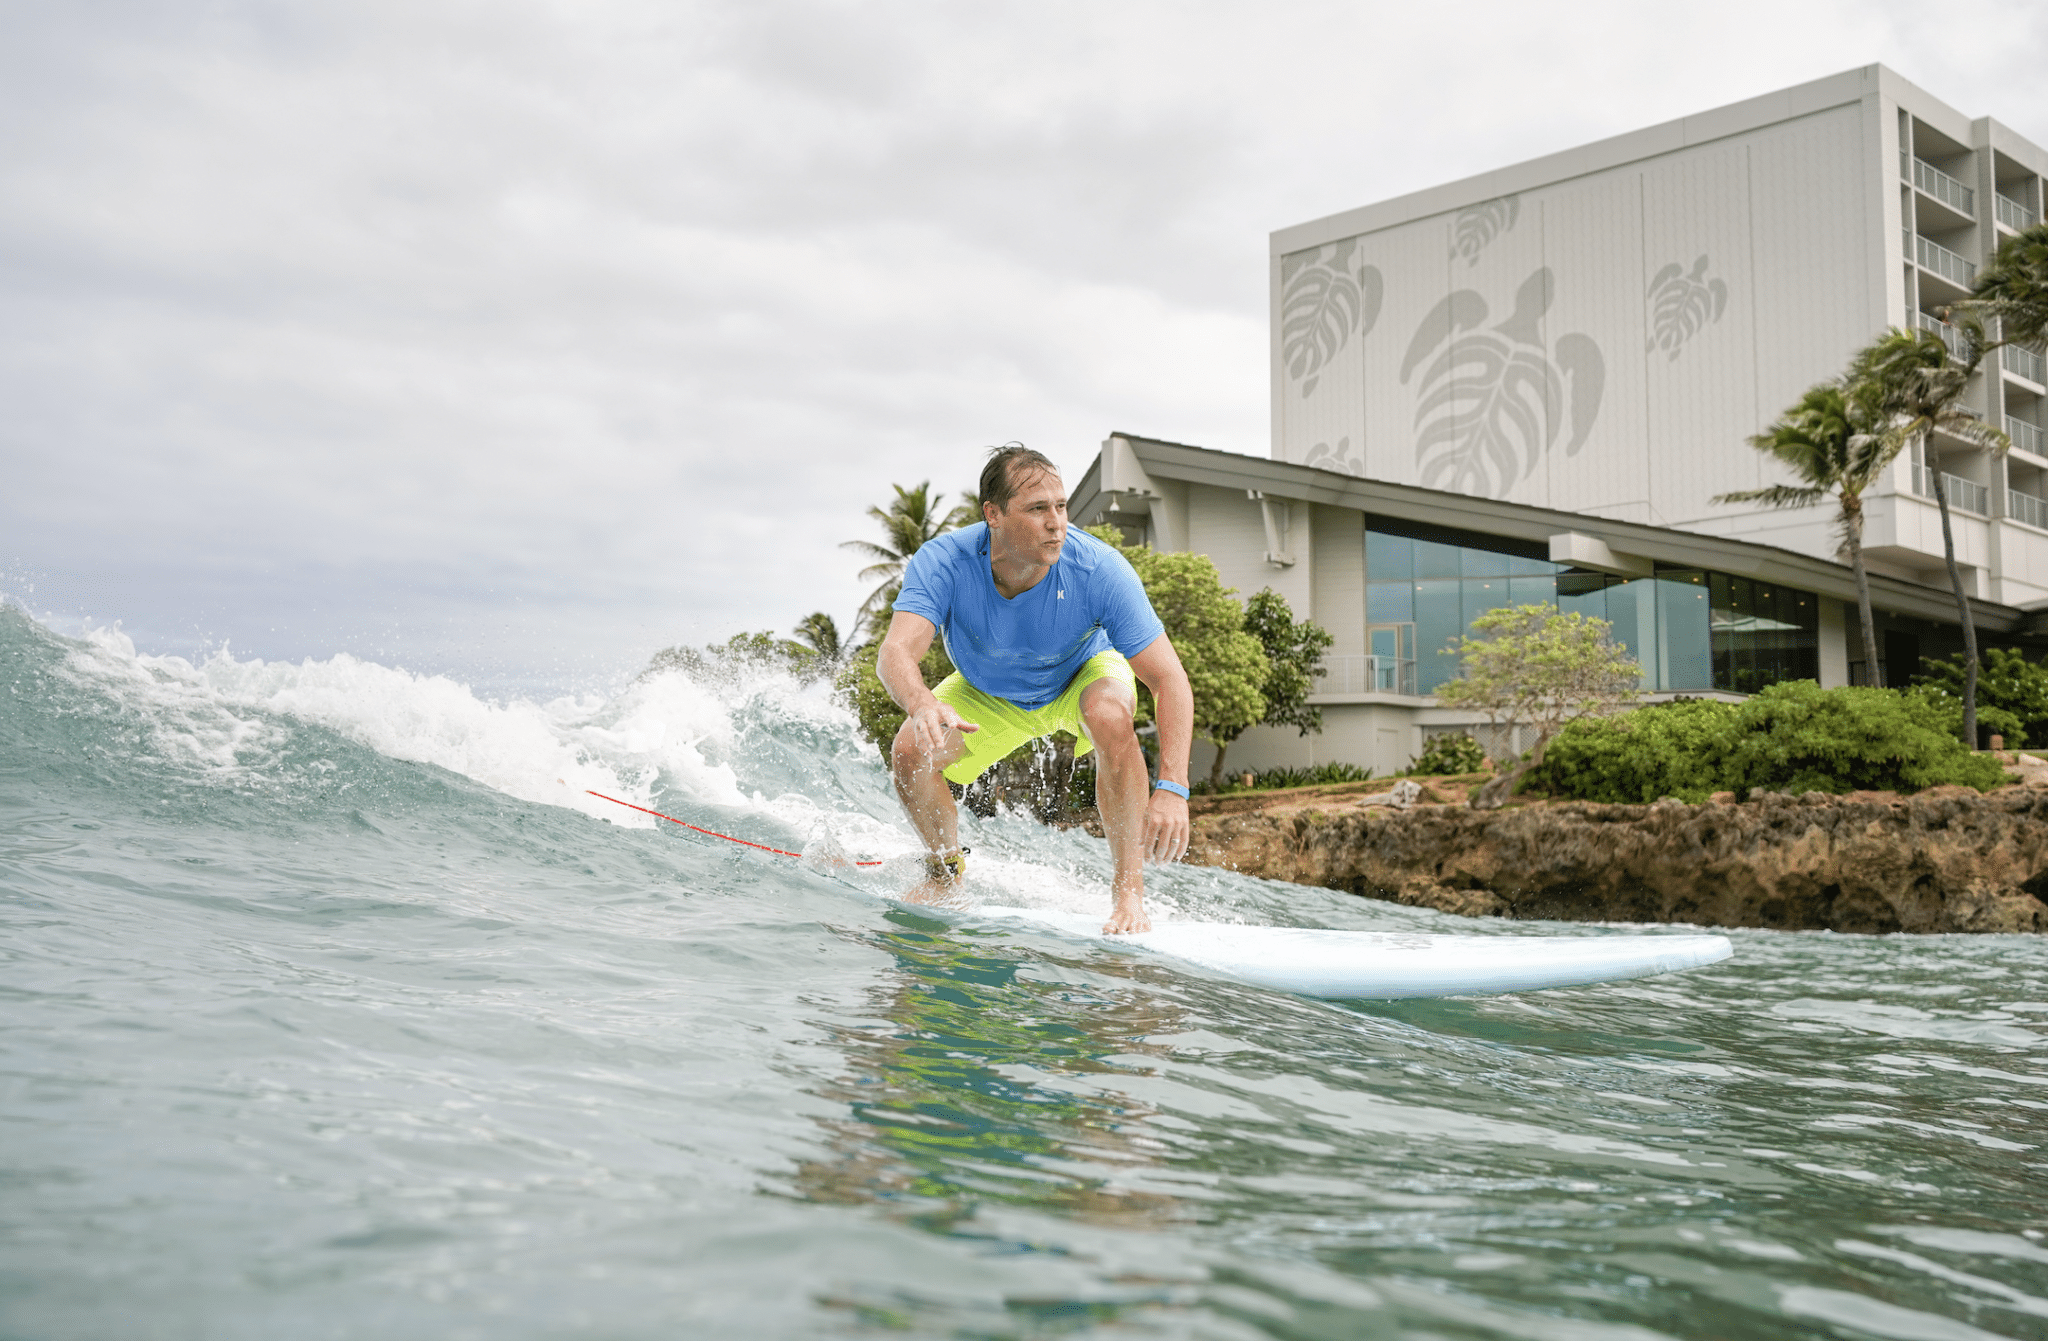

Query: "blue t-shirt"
left=894, top=525, right=1165, bottom=709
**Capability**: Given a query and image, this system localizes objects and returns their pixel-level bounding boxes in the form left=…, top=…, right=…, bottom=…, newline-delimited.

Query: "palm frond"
left=1713, top=484, right=1829, bottom=509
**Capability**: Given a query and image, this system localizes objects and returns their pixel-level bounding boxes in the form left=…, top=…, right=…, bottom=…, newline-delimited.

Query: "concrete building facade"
left=1073, top=67, right=2048, bottom=780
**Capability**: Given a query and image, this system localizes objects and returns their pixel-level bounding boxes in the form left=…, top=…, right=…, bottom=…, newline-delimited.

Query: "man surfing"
left=879, top=444, right=1195, bottom=934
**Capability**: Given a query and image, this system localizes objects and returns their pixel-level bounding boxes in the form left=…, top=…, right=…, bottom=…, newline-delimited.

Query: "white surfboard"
left=973, top=905, right=1734, bottom=999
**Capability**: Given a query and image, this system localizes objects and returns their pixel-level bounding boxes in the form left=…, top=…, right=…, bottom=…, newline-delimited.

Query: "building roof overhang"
left=1072, top=433, right=2035, bottom=637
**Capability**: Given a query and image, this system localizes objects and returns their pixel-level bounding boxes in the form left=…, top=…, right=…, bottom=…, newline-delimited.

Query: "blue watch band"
left=1152, top=778, right=1190, bottom=800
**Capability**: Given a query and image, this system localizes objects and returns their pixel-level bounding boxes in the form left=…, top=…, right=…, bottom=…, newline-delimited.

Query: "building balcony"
left=2010, top=415, right=2045, bottom=457
left=2004, top=342, right=2048, bottom=385
left=1904, top=153, right=1976, bottom=217
left=1998, top=193, right=2040, bottom=232
left=1906, top=231, right=1977, bottom=288
left=2009, top=488, right=2048, bottom=530
left=1315, top=654, right=1417, bottom=697
left=1914, top=311, right=1973, bottom=359
left=1911, top=463, right=1989, bottom=515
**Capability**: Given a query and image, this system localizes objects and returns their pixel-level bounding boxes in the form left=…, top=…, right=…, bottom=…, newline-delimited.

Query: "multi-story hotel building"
left=1072, top=65, right=2048, bottom=777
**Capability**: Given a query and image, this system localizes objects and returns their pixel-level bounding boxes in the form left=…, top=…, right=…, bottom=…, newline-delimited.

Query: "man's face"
left=986, top=468, right=1068, bottom=565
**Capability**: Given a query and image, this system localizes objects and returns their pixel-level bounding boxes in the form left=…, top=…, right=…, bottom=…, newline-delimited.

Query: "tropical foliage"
left=1409, top=732, right=1488, bottom=777
left=1973, top=221, right=2048, bottom=351
left=1526, top=684, right=2007, bottom=803
left=1912, top=647, right=2048, bottom=748
left=1085, top=526, right=1271, bottom=778
left=1434, top=604, right=1641, bottom=809
left=1847, top=323, right=2010, bottom=742
left=1715, top=380, right=1895, bottom=684
left=1200, top=588, right=1334, bottom=788
left=841, top=482, right=979, bottom=635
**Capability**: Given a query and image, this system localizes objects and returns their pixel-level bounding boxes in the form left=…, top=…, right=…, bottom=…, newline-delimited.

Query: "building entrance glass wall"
left=1364, top=524, right=1818, bottom=694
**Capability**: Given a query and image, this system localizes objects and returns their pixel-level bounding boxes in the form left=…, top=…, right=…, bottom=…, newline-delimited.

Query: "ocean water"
left=3, top=603, right=2046, bottom=1341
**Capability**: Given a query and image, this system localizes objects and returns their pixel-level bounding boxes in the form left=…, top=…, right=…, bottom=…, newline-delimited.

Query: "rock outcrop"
left=1163, top=774, right=2048, bottom=933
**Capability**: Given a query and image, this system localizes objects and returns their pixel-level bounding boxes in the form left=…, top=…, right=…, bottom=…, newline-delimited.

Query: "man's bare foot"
left=1103, top=896, right=1151, bottom=935
left=903, top=850, right=969, bottom=908
left=903, top=876, right=970, bottom=908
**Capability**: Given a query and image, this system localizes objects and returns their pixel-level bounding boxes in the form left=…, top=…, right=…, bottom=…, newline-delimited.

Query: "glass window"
left=1367, top=581, right=1414, bottom=626
left=1463, top=578, right=1511, bottom=629
left=1509, top=575, right=1557, bottom=607
left=1656, top=570, right=1714, bottom=691
left=1414, top=539, right=1463, bottom=579
left=1413, top=579, right=1464, bottom=693
left=1366, top=529, right=1413, bottom=581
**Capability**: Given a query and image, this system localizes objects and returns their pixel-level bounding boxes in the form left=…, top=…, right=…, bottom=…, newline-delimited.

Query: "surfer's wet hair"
left=979, top=443, right=1059, bottom=515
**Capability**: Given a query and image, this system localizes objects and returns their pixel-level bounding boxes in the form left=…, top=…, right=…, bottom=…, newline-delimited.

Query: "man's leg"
left=891, top=715, right=968, bottom=902
left=1079, top=677, right=1151, bottom=934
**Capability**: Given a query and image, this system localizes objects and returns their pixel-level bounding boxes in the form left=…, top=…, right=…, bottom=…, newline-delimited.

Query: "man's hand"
left=1144, top=788, right=1189, bottom=864
left=902, top=699, right=977, bottom=759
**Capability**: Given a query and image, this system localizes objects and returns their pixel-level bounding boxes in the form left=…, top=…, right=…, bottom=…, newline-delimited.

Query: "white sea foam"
left=45, top=616, right=1154, bottom=914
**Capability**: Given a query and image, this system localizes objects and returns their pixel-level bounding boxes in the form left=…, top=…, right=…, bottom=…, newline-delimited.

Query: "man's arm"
left=878, top=611, right=977, bottom=753
left=1127, top=633, right=1193, bottom=862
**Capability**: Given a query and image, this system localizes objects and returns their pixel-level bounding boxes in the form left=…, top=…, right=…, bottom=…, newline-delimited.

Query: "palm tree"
left=1973, top=222, right=2048, bottom=351
left=1850, top=323, right=2010, bottom=745
left=1716, top=381, right=1897, bottom=684
left=841, top=482, right=967, bottom=634
left=791, top=612, right=843, bottom=667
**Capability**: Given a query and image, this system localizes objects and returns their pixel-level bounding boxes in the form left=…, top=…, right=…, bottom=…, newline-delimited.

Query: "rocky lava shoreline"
left=1077, top=760, right=2048, bottom=933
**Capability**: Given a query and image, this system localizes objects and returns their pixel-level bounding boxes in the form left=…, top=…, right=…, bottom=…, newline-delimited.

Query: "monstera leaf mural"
left=1646, top=255, right=1728, bottom=361
left=1301, top=436, right=1362, bottom=476
left=1400, top=268, right=1606, bottom=498
left=1450, top=195, right=1519, bottom=267
left=1280, top=238, right=1384, bottom=398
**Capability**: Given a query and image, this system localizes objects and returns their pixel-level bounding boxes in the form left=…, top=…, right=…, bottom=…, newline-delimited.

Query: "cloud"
left=3, top=0, right=2044, bottom=691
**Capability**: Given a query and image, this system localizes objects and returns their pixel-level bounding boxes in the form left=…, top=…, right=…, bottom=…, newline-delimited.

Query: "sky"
left=6, top=0, right=2047, bottom=697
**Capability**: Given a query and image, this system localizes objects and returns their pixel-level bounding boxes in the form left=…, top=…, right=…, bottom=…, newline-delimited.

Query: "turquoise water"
left=3, top=603, right=2046, bottom=1340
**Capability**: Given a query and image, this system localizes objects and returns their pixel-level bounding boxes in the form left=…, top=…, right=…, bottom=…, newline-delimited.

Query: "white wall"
left=1274, top=102, right=1877, bottom=559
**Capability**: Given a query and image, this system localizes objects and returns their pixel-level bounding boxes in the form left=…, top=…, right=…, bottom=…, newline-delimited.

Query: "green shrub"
left=1911, top=648, right=2044, bottom=747
left=1410, top=732, right=1488, bottom=776
left=1524, top=698, right=1738, bottom=803
left=1723, top=681, right=2005, bottom=796
left=1525, top=683, right=2005, bottom=803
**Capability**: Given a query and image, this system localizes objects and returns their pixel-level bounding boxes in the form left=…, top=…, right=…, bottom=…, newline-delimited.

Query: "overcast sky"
left=6, top=0, right=2046, bottom=695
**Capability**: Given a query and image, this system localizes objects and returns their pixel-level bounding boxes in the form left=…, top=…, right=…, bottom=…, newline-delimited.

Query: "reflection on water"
left=795, top=911, right=1191, bottom=1236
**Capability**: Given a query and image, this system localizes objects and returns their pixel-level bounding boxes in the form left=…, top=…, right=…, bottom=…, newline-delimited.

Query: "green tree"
left=1849, top=324, right=2011, bottom=745
left=1912, top=647, right=2048, bottom=747
left=842, top=482, right=972, bottom=636
left=1973, top=221, right=2048, bottom=351
left=791, top=612, right=844, bottom=668
left=1086, top=526, right=1269, bottom=782
left=1714, top=381, right=1897, bottom=684
left=1200, top=588, right=1336, bottom=787
left=1435, top=604, right=1642, bottom=810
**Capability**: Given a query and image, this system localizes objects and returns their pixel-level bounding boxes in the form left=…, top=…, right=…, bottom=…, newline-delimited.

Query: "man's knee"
left=1079, top=687, right=1136, bottom=745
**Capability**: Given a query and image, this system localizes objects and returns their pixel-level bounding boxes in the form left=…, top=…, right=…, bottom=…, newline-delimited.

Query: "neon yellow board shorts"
left=933, top=649, right=1135, bottom=785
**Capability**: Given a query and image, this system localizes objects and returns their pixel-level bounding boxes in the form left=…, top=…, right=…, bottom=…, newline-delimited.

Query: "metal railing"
left=1911, top=156, right=1976, bottom=216
left=1315, top=654, right=1417, bottom=696
left=1912, top=463, right=1990, bottom=515
left=1997, top=194, right=2039, bottom=231
left=1914, top=311, right=1973, bottom=359
left=2004, top=342, right=2048, bottom=384
left=2009, top=416, right=2045, bottom=456
left=2009, top=488, right=2048, bottom=530
left=1912, top=233, right=1978, bottom=286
